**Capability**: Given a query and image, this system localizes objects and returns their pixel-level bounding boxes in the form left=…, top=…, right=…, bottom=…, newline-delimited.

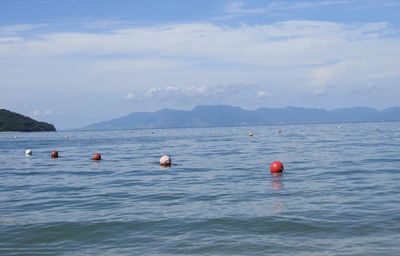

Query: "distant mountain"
left=85, top=105, right=400, bottom=130
left=0, top=109, right=56, bottom=132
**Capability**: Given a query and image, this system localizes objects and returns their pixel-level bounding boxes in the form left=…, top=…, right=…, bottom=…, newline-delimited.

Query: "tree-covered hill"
left=0, top=109, right=56, bottom=132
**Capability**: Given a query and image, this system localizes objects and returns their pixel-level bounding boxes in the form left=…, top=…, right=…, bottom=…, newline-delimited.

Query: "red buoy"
left=270, top=161, right=284, bottom=173
left=51, top=150, right=59, bottom=158
left=92, top=153, right=102, bottom=161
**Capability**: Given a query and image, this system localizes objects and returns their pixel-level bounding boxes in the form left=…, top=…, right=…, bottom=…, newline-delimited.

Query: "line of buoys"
left=23, top=149, right=283, bottom=176
left=160, top=155, right=171, bottom=167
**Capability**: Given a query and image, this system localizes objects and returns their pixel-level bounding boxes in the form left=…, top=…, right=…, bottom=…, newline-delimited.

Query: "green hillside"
left=0, top=109, right=56, bottom=132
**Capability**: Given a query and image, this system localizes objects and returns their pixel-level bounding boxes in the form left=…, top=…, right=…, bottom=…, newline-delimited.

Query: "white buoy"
left=25, top=149, right=32, bottom=156
left=338, top=125, right=341, bottom=129
left=64, top=135, right=69, bottom=139
left=160, top=155, right=172, bottom=167
left=212, top=131, right=217, bottom=134
left=248, top=132, right=253, bottom=137
left=14, top=136, right=17, bottom=139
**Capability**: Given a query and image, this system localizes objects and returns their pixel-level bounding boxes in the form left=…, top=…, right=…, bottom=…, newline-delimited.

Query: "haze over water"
left=1, top=122, right=400, bottom=255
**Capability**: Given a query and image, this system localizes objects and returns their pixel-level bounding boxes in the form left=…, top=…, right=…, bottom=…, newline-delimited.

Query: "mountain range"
left=85, top=105, right=400, bottom=130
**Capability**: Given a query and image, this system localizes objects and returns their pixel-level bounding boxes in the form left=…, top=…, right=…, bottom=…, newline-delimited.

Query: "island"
left=0, top=109, right=56, bottom=132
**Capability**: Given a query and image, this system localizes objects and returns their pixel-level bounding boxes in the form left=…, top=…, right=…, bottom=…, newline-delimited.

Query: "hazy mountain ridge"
left=0, top=109, right=56, bottom=132
left=85, top=105, right=400, bottom=130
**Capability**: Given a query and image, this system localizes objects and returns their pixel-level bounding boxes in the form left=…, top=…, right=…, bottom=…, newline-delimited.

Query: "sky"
left=0, top=0, right=399, bottom=129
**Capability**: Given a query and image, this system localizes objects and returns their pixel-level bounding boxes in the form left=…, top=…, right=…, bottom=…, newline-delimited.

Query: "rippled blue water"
left=1, top=123, right=400, bottom=255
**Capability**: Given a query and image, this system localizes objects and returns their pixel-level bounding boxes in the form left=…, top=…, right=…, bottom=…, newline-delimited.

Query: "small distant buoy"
left=212, top=131, right=217, bottom=134
left=14, top=136, right=17, bottom=139
left=338, top=125, right=341, bottom=129
left=160, top=155, right=171, bottom=167
left=92, top=153, right=102, bottom=161
left=278, top=130, right=282, bottom=133
left=270, top=161, right=284, bottom=173
left=51, top=150, right=59, bottom=158
left=64, top=135, right=69, bottom=139
left=248, top=132, right=253, bottom=137
left=25, top=149, right=32, bottom=156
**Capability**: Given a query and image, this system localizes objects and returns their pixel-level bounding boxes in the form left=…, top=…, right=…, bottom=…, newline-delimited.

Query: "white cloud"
left=0, top=37, right=22, bottom=43
left=257, top=90, right=272, bottom=98
left=222, top=0, right=354, bottom=18
left=0, top=24, right=47, bottom=36
left=146, top=86, right=208, bottom=99
left=224, top=1, right=266, bottom=15
left=123, top=92, right=135, bottom=100
left=31, top=109, right=53, bottom=116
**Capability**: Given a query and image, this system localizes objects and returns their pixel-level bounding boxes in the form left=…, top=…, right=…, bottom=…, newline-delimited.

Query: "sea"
left=0, top=122, right=399, bottom=255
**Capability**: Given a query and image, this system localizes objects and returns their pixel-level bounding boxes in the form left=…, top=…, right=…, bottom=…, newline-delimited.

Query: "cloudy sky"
left=0, top=0, right=399, bottom=129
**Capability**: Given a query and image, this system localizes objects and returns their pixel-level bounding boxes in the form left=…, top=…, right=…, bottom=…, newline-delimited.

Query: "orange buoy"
left=270, top=161, right=284, bottom=173
left=51, top=150, right=59, bottom=158
left=92, top=153, right=102, bottom=161
left=160, top=155, right=171, bottom=167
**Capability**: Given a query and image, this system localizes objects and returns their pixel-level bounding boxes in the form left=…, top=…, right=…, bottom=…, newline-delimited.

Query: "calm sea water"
left=0, top=123, right=399, bottom=255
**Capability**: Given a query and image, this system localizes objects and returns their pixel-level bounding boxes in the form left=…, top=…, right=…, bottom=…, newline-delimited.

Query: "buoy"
left=338, top=125, right=341, bottom=129
left=278, top=129, right=282, bottom=133
left=270, top=161, right=284, bottom=173
left=248, top=132, right=253, bottom=137
left=92, top=153, right=102, bottom=161
left=25, top=149, right=32, bottom=156
left=160, top=155, right=171, bottom=167
left=14, top=136, right=17, bottom=139
left=212, top=131, right=217, bottom=135
left=64, top=135, right=69, bottom=139
left=51, top=150, right=59, bottom=158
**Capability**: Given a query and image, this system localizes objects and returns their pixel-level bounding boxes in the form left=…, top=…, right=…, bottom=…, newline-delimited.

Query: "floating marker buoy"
left=212, top=131, right=217, bottom=134
left=14, top=136, right=17, bottom=139
left=248, top=132, right=253, bottom=137
left=92, top=153, right=102, bottom=161
left=64, top=135, right=69, bottom=139
left=25, top=149, right=32, bottom=156
left=338, top=125, right=341, bottom=129
left=278, top=130, right=282, bottom=133
left=51, top=150, right=59, bottom=158
left=160, top=155, right=171, bottom=167
left=270, top=161, right=284, bottom=173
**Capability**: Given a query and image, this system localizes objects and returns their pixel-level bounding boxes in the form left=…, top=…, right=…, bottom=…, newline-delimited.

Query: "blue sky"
left=1, top=0, right=399, bottom=129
